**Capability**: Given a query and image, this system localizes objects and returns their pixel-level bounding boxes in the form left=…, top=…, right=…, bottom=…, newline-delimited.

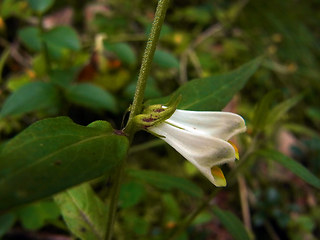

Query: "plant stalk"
left=105, top=161, right=125, bottom=240
left=105, top=1, right=170, bottom=239
left=124, top=0, right=171, bottom=134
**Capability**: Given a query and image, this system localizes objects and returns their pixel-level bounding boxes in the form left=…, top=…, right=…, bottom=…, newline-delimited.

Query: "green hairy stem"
left=105, top=1, right=171, bottom=240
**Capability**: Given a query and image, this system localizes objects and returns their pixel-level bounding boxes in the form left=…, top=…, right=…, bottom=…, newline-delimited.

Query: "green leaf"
left=65, top=83, right=117, bottom=112
left=0, top=213, right=15, bottom=237
left=1, top=0, right=26, bottom=19
left=0, top=82, right=60, bottom=118
left=176, top=232, right=188, bottom=240
left=54, top=183, right=108, bottom=240
left=212, top=207, right=251, bottom=240
left=87, top=120, right=113, bottom=132
left=43, top=26, right=81, bottom=51
left=18, top=26, right=81, bottom=59
left=6, top=74, right=31, bottom=91
left=17, top=200, right=60, bottom=230
left=148, top=57, right=262, bottom=111
left=49, top=68, right=79, bottom=87
left=307, top=107, right=320, bottom=123
left=18, top=27, right=42, bottom=52
left=128, top=169, right=204, bottom=198
left=119, top=182, right=146, bottom=208
left=0, top=117, right=129, bottom=211
left=192, top=211, right=213, bottom=225
left=153, top=49, right=179, bottom=69
left=27, top=0, right=54, bottom=13
left=252, top=91, right=279, bottom=134
left=104, top=42, right=136, bottom=65
left=123, top=214, right=150, bottom=236
left=32, top=54, right=47, bottom=77
left=252, top=93, right=302, bottom=135
left=257, top=150, right=320, bottom=189
left=266, top=94, right=302, bottom=128
left=162, top=193, right=181, bottom=221
left=284, top=123, right=319, bottom=138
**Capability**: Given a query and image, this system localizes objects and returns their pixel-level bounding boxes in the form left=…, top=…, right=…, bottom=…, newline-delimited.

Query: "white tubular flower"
left=148, top=109, right=246, bottom=187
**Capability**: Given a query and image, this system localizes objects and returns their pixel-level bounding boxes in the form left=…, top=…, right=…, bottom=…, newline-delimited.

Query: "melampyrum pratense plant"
left=1, top=0, right=320, bottom=240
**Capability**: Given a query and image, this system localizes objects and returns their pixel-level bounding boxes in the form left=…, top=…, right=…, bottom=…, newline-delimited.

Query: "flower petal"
left=165, top=110, right=246, bottom=140
left=211, top=166, right=226, bottom=187
left=149, top=122, right=236, bottom=186
left=228, top=141, right=239, bottom=160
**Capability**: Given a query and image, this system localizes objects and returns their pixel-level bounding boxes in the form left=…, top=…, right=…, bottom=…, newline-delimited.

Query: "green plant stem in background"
left=124, top=0, right=171, bottom=135
left=105, top=161, right=125, bottom=240
left=38, top=14, right=51, bottom=73
left=0, top=48, right=10, bottom=84
left=105, top=1, right=170, bottom=240
left=129, top=139, right=164, bottom=154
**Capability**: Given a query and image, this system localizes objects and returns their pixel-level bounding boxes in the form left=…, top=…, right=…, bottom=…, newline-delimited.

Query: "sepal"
left=132, top=96, right=181, bottom=129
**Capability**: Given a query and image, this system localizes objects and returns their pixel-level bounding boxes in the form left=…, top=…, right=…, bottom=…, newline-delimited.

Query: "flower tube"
left=147, top=108, right=246, bottom=187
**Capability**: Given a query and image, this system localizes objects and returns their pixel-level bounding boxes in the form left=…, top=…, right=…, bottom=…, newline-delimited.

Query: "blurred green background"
left=0, top=0, right=319, bottom=239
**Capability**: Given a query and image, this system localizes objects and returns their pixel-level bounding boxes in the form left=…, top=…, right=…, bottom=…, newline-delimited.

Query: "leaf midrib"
left=181, top=66, right=253, bottom=110
left=0, top=134, right=111, bottom=185
left=68, top=191, right=104, bottom=240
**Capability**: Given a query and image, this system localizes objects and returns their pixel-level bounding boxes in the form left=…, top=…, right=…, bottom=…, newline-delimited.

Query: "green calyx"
left=133, top=96, right=181, bottom=130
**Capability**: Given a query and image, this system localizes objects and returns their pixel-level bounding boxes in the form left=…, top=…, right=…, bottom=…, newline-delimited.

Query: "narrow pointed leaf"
left=252, top=91, right=279, bottom=133
left=0, top=117, right=129, bottom=212
left=266, top=94, right=303, bottom=128
left=257, top=149, right=320, bottom=189
left=147, top=57, right=262, bottom=111
left=212, top=206, right=251, bottom=240
left=54, top=183, right=108, bottom=240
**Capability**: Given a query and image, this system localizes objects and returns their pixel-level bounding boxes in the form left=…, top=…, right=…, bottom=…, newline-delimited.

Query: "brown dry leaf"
left=277, top=129, right=305, bottom=157
left=84, top=4, right=111, bottom=22
left=43, top=7, right=74, bottom=29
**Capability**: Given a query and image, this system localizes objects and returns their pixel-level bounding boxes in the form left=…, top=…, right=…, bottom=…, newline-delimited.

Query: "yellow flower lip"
left=211, top=166, right=226, bottom=187
left=228, top=141, right=239, bottom=160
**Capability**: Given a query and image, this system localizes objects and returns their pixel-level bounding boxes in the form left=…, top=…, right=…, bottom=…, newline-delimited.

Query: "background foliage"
left=0, top=0, right=320, bottom=239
